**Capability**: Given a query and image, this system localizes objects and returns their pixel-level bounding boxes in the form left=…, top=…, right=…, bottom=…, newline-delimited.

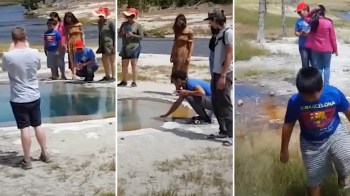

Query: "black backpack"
left=210, top=27, right=231, bottom=51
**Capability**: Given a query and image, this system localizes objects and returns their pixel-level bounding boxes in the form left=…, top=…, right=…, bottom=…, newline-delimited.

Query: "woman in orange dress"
left=170, top=14, right=194, bottom=83
left=64, top=12, right=84, bottom=80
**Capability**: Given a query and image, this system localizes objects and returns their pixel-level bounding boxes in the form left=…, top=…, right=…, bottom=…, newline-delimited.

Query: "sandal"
left=206, top=132, right=227, bottom=139
left=17, top=159, right=32, bottom=170
left=39, top=153, right=53, bottom=163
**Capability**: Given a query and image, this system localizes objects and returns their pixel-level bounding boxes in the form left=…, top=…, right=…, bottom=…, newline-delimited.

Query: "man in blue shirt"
left=44, top=18, right=62, bottom=80
left=295, top=2, right=315, bottom=68
left=280, top=67, right=350, bottom=195
left=160, top=70, right=213, bottom=124
left=73, top=40, right=99, bottom=82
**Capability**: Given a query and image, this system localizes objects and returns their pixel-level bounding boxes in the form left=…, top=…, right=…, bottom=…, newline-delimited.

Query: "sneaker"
left=17, top=159, right=32, bottom=170
left=117, top=81, right=127, bottom=87
left=99, top=76, right=110, bottom=82
left=222, top=137, right=233, bottom=146
left=60, top=75, right=67, bottom=80
left=206, top=132, right=228, bottom=139
left=110, top=77, right=116, bottom=82
left=131, top=82, right=137, bottom=87
left=191, top=116, right=212, bottom=125
left=39, top=153, right=53, bottom=163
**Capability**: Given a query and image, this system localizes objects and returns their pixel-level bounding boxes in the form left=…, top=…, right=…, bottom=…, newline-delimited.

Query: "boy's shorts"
left=10, top=99, right=42, bottom=129
left=301, top=123, right=350, bottom=187
left=47, top=51, right=64, bottom=69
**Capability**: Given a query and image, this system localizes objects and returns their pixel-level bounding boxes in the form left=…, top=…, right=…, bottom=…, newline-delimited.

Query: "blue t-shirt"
left=74, top=48, right=98, bottom=68
left=44, top=29, right=61, bottom=52
left=295, top=18, right=310, bottom=48
left=186, top=78, right=211, bottom=96
left=284, top=85, right=350, bottom=141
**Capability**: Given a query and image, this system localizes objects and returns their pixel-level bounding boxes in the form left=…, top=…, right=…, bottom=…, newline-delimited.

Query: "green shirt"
left=98, top=19, right=115, bottom=47
left=118, top=21, right=144, bottom=46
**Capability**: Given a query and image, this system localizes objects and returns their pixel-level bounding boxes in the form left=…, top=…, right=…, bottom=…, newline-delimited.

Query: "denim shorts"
left=121, top=45, right=141, bottom=60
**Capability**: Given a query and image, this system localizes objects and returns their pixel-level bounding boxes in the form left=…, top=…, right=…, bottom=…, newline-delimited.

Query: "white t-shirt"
left=213, top=26, right=233, bottom=74
left=2, top=48, right=41, bottom=103
left=8, top=41, right=30, bottom=51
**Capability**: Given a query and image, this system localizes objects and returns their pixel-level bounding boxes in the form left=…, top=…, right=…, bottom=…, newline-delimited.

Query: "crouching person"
left=74, top=40, right=99, bottom=82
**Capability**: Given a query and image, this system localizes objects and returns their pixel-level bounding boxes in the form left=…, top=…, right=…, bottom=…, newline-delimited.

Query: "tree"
left=257, top=0, right=266, bottom=43
left=281, top=0, right=286, bottom=36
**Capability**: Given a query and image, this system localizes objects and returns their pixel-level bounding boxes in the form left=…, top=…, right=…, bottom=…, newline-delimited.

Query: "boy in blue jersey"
left=160, top=70, right=213, bottom=124
left=295, top=2, right=315, bottom=68
left=280, top=67, right=350, bottom=196
left=44, top=18, right=63, bottom=80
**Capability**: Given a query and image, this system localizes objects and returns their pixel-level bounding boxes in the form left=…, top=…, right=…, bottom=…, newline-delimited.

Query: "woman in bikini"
left=170, top=14, right=194, bottom=83
left=64, top=12, right=84, bottom=80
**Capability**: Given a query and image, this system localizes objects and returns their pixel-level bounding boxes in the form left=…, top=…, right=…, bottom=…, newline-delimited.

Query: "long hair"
left=63, top=12, right=79, bottom=26
left=49, top=12, right=61, bottom=21
left=173, top=14, right=187, bottom=36
left=310, top=5, right=332, bottom=33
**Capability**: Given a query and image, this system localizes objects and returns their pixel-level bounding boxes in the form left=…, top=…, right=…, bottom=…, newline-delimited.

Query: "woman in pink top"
left=303, top=5, right=337, bottom=85
left=50, top=12, right=67, bottom=79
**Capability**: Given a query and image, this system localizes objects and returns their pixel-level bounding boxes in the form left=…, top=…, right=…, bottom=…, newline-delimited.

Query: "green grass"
left=0, top=0, right=21, bottom=6
left=235, top=130, right=349, bottom=196
left=235, top=37, right=268, bottom=61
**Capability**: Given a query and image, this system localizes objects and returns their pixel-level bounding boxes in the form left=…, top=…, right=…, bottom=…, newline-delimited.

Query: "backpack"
left=216, top=27, right=232, bottom=47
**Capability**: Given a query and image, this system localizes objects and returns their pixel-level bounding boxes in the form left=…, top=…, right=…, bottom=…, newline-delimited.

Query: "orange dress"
left=66, top=22, right=84, bottom=70
left=171, top=28, right=194, bottom=77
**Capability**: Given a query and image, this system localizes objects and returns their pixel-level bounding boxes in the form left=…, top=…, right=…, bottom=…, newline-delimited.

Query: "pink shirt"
left=56, top=21, right=66, bottom=45
left=304, top=11, right=337, bottom=53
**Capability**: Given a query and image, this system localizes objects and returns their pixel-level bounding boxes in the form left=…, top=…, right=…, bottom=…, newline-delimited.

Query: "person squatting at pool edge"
left=281, top=67, right=350, bottom=196
left=160, top=70, right=213, bottom=124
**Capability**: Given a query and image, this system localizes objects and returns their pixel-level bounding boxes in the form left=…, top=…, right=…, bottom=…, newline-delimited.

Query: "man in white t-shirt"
left=206, top=8, right=233, bottom=146
left=2, top=27, right=52, bottom=169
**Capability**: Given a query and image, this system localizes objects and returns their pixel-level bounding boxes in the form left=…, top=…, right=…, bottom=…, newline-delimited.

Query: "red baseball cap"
left=295, top=2, right=308, bottom=12
left=75, top=40, right=84, bottom=49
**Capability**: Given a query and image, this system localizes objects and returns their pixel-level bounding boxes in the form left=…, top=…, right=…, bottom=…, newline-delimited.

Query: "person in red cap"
left=295, top=2, right=315, bottom=68
left=73, top=40, right=99, bottom=82
left=95, top=7, right=116, bottom=82
left=117, top=8, right=144, bottom=87
left=126, top=5, right=139, bottom=19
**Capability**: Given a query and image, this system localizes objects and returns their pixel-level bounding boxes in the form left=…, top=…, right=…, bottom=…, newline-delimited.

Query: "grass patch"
left=0, top=0, right=21, bottom=6
left=147, top=147, right=232, bottom=195
left=99, top=158, right=116, bottom=171
left=235, top=37, right=268, bottom=61
left=235, top=130, right=350, bottom=196
left=143, top=27, right=169, bottom=38
left=235, top=7, right=297, bottom=39
left=235, top=67, right=294, bottom=80
left=117, top=71, right=151, bottom=81
left=99, top=192, right=115, bottom=196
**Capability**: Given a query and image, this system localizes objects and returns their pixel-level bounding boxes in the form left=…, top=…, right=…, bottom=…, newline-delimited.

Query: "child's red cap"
left=295, top=2, right=308, bottom=12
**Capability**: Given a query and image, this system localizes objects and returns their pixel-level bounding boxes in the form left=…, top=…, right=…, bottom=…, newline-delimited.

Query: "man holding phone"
left=295, top=2, right=315, bottom=68
left=160, top=71, right=213, bottom=124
